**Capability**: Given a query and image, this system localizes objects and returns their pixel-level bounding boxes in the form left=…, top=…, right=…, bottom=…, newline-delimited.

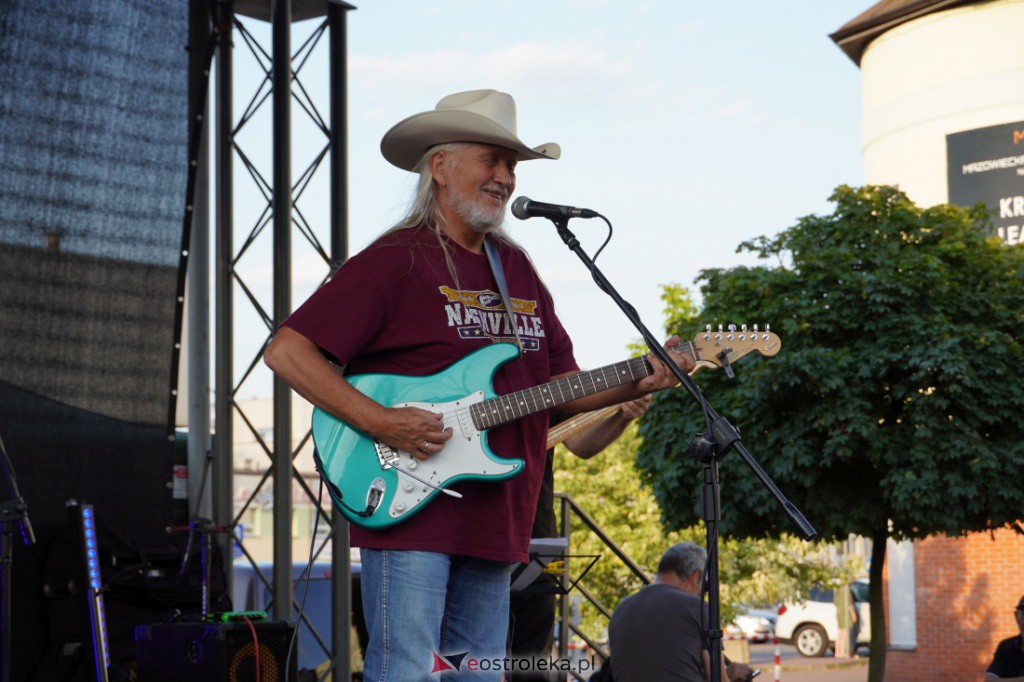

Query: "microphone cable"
left=592, top=215, right=613, bottom=264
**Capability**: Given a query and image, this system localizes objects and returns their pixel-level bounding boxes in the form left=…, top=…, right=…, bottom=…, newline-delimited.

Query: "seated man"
left=607, top=542, right=753, bottom=682
left=985, top=596, right=1024, bottom=681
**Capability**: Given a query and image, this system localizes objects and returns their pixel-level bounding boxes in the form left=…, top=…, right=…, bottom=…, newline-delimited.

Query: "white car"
left=726, top=607, right=776, bottom=643
left=774, top=580, right=870, bottom=657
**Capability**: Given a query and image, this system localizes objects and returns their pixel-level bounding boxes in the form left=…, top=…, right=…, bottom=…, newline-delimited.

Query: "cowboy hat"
left=380, top=89, right=561, bottom=171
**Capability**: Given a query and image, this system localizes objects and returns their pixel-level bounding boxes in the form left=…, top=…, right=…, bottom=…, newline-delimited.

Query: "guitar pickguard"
left=378, top=392, right=518, bottom=520
left=312, top=344, right=526, bottom=529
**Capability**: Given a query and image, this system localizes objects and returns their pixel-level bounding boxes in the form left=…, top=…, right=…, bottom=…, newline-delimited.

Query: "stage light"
left=67, top=500, right=111, bottom=681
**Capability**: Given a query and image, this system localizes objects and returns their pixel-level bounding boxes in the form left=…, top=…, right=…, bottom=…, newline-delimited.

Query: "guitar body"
left=312, top=343, right=525, bottom=530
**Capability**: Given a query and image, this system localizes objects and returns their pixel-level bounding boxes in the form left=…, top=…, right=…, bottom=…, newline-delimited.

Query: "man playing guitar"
left=264, top=89, right=691, bottom=681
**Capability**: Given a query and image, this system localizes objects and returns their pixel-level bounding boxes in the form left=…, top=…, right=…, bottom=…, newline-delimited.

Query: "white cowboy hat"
left=380, top=89, right=561, bottom=171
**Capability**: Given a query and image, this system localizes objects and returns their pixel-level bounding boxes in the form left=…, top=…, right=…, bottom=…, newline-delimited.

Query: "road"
left=746, top=642, right=868, bottom=681
left=566, top=641, right=868, bottom=681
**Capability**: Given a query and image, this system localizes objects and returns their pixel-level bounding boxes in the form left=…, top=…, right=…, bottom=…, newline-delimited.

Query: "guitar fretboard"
left=469, top=340, right=697, bottom=431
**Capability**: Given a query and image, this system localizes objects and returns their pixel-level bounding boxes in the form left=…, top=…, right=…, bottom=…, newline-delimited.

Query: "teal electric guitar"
left=313, top=326, right=781, bottom=529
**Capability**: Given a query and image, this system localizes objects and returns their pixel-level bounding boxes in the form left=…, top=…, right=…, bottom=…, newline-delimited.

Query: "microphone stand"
left=544, top=215, right=816, bottom=682
left=166, top=444, right=232, bottom=620
left=0, top=435, right=35, bottom=682
left=167, top=517, right=233, bottom=619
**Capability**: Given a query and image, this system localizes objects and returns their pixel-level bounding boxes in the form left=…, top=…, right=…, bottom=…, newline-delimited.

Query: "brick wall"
left=883, top=528, right=1024, bottom=681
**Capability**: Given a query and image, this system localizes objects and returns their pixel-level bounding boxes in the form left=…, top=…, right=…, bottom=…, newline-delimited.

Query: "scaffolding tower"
left=189, top=1, right=356, bottom=678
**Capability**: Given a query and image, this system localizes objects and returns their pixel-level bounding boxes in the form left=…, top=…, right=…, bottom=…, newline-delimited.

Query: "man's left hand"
left=726, top=662, right=755, bottom=682
left=619, top=394, right=652, bottom=421
left=638, top=335, right=694, bottom=393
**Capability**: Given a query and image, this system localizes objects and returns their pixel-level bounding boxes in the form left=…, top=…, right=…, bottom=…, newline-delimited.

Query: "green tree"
left=556, top=283, right=858, bottom=641
left=555, top=424, right=857, bottom=639
left=636, top=185, right=1024, bottom=681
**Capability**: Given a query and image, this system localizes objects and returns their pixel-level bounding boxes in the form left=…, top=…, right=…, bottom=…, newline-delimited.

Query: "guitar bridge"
left=374, top=441, right=400, bottom=468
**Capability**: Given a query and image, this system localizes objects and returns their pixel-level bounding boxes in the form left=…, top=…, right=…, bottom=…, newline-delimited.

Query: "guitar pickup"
left=434, top=391, right=483, bottom=440
left=456, top=406, right=474, bottom=440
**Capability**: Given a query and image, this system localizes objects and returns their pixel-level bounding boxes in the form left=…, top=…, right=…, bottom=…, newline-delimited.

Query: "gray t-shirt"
left=608, top=582, right=706, bottom=682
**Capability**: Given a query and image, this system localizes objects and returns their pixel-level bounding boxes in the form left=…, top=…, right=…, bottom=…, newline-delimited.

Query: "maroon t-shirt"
left=282, top=226, right=579, bottom=563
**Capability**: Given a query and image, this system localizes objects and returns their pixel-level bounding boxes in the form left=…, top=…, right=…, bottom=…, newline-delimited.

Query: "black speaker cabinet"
left=134, top=621, right=296, bottom=681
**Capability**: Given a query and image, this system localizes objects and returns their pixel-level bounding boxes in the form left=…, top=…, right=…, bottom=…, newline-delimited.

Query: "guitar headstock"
left=689, top=323, right=781, bottom=369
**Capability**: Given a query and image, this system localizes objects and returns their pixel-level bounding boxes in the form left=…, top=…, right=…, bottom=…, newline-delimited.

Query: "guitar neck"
left=545, top=361, right=710, bottom=449
left=471, top=341, right=696, bottom=431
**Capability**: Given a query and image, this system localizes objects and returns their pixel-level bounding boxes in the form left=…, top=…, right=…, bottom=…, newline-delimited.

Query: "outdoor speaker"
left=134, top=620, right=296, bottom=681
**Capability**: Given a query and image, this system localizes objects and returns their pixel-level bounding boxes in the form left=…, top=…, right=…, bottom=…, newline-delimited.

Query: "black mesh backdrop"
left=0, top=1, right=190, bottom=676
left=0, top=1, right=186, bottom=422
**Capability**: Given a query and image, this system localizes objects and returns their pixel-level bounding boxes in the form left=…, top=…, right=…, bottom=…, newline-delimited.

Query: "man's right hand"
left=371, top=406, right=453, bottom=461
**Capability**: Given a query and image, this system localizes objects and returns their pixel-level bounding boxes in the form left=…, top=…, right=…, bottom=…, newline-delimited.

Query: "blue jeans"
left=360, top=549, right=514, bottom=682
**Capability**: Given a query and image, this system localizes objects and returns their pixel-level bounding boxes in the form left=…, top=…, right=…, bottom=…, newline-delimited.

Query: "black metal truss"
left=212, top=3, right=353, bottom=679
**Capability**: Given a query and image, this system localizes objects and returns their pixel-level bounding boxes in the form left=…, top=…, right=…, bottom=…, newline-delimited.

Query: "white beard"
left=447, top=185, right=507, bottom=233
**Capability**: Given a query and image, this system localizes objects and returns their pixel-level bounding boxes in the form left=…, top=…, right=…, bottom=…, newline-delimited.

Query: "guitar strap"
left=483, top=235, right=525, bottom=357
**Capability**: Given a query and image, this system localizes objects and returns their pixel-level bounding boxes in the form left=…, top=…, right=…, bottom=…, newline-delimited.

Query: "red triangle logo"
left=431, top=652, right=454, bottom=673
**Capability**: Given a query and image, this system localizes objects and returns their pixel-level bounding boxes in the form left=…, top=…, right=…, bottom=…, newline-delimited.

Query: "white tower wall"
left=860, top=0, right=1024, bottom=205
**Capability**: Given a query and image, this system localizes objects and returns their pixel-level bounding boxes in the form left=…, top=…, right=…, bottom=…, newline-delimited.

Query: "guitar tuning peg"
left=765, top=323, right=771, bottom=333
left=753, top=324, right=759, bottom=332
left=706, top=324, right=712, bottom=332
left=728, top=324, right=737, bottom=332
left=741, top=324, right=747, bottom=332
left=718, top=324, right=723, bottom=332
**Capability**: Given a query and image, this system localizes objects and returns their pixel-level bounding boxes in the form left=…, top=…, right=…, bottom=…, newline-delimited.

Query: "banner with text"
left=946, top=120, right=1024, bottom=246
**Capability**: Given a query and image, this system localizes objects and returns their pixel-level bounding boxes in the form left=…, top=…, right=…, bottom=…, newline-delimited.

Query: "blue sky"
left=229, top=0, right=871, bottom=396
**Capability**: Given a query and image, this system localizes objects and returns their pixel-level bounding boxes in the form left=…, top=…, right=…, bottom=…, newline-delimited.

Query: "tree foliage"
left=555, top=283, right=858, bottom=639
left=555, top=426, right=858, bottom=637
left=637, top=185, right=1024, bottom=542
left=626, top=282, right=701, bottom=357
left=635, top=185, right=1024, bottom=680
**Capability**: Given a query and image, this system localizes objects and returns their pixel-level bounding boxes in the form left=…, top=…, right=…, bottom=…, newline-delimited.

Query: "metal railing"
left=554, top=492, right=651, bottom=681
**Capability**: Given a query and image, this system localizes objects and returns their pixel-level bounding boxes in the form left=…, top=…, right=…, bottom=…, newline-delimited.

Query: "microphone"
left=511, top=196, right=599, bottom=221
